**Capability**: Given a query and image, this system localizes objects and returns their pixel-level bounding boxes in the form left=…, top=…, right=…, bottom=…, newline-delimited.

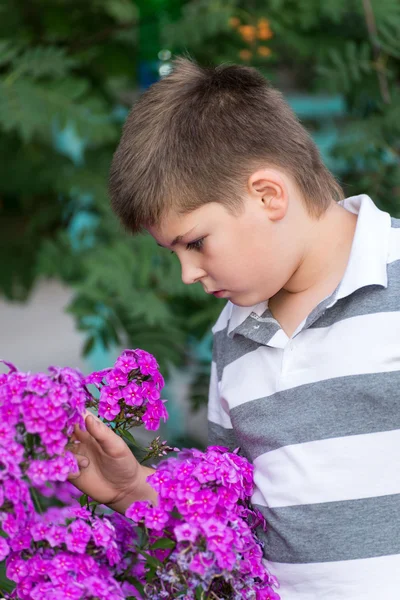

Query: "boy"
left=68, top=58, right=400, bottom=599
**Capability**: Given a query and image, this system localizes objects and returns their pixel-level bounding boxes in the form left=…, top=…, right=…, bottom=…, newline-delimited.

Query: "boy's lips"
left=209, top=290, right=227, bottom=298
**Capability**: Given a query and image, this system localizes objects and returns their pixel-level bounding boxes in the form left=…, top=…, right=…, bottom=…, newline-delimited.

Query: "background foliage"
left=1, top=0, right=399, bottom=409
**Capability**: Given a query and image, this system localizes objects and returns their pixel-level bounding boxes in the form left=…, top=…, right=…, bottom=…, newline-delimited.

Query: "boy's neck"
left=268, top=202, right=358, bottom=337
left=283, top=202, right=358, bottom=297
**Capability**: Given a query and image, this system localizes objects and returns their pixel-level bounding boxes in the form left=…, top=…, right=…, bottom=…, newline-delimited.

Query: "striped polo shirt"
left=207, top=194, right=400, bottom=599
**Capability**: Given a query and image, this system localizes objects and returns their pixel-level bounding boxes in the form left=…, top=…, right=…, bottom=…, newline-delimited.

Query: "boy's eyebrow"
left=157, top=226, right=197, bottom=248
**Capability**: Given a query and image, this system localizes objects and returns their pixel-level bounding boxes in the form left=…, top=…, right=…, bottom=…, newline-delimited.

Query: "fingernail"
left=81, top=458, right=89, bottom=468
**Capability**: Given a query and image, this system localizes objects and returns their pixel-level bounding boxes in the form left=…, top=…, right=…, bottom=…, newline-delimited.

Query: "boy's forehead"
left=148, top=203, right=224, bottom=246
left=147, top=208, right=200, bottom=247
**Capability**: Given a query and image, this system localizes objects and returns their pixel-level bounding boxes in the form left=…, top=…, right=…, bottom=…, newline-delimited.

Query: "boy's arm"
left=68, top=413, right=158, bottom=513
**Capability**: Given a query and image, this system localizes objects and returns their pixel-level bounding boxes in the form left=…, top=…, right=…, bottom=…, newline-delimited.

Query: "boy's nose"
left=181, top=261, right=206, bottom=285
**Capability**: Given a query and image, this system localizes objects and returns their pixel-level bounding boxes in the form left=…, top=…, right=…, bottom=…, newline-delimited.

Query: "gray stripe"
left=207, top=421, right=239, bottom=453
left=230, top=370, right=400, bottom=460
left=255, top=494, right=400, bottom=563
left=391, top=217, right=400, bottom=228
left=309, top=260, right=400, bottom=329
left=213, top=327, right=260, bottom=382
left=230, top=308, right=280, bottom=344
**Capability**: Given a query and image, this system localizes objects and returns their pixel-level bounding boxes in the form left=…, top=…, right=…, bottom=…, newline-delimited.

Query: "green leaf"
left=138, top=550, right=164, bottom=569
left=0, top=76, right=117, bottom=143
left=128, top=577, right=145, bottom=597
left=104, top=0, right=138, bottom=23
left=0, top=559, right=14, bottom=594
left=79, top=494, right=88, bottom=507
left=12, top=46, right=77, bottom=79
left=195, top=585, right=204, bottom=600
left=120, top=429, right=141, bottom=449
left=83, top=336, right=96, bottom=357
left=150, top=537, right=176, bottom=550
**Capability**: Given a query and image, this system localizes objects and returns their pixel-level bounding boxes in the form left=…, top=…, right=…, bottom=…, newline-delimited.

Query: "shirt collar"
left=227, top=301, right=267, bottom=335
left=334, top=194, right=390, bottom=301
left=227, top=194, right=391, bottom=335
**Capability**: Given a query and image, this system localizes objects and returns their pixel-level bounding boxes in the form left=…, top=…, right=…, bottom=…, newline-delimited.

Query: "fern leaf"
left=11, top=46, right=77, bottom=79
left=0, top=77, right=117, bottom=143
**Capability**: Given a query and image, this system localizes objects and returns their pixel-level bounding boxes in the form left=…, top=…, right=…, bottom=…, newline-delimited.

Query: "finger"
left=66, top=454, right=90, bottom=480
left=85, top=415, right=126, bottom=455
left=72, top=417, right=92, bottom=443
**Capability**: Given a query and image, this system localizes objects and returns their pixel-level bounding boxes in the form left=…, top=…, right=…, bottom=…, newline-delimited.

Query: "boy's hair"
left=109, top=57, right=344, bottom=233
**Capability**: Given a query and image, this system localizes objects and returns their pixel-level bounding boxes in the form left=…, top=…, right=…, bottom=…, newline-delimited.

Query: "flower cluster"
left=0, top=362, right=130, bottom=598
left=0, top=351, right=279, bottom=599
left=125, top=447, right=280, bottom=599
left=0, top=361, right=91, bottom=559
left=3, top=504, right=134, bottom=600
left=85, top=349, right=168, bottom=431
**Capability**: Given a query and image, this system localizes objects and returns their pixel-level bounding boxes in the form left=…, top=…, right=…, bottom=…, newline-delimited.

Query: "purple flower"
left=135, top=350, right=159, bottom=376
left=174, top=523, right=199, bottom=543
left=123, top=382, right=144, bottom=406
left=85, top=368, right=112, bottom=386
left=0, top=537, right=10, bottom=560
left=125, top=501, right=149, bottom=522
left=144, top=507, right=169, bottom=531
left=45, top=525, right=67, bottom=548
left=6, top=557, right=29, bottom=582
left=26, top=373, right=52, bottom=395
left=114, top=351, right=138, bottom=373
left=99, top=401, right=121, bottom=421
left=106, top=368, right=128, bottom=388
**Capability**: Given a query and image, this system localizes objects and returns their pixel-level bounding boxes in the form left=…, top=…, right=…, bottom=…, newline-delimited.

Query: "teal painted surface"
left=287, top=94, right=346, bottom=119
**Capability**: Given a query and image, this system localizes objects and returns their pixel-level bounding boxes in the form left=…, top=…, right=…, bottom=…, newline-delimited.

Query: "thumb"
left=85, top=414, right=125, bottom=455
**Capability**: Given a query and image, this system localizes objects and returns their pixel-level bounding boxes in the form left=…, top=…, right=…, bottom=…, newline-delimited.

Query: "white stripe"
left=265, top=553, right=400, bottom=600
left=211, top=302, right=232, bottom=334
left=220, top=345, right=282, bottom=409
left=207, top=361, right=233, bottom=429
left=251, top=430, right=400, bottom=508
left=221, top=311, right=400, bottom=410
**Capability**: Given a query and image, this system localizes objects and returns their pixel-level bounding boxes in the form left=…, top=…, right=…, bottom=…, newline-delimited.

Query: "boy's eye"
left=186, top=238, right=205, bottom=251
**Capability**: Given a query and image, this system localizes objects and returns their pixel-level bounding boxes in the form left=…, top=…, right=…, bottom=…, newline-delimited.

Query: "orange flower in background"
left=228, top=16, right=241, bottom=29
left=258, top=28, right=274, bottom=40
left=257, top=46, right=272, bottom=57
left=257, top=17, right=274, bottom=40
left=238, top=25, right=257, bottom=43
left=258, top=18, right=270, bottom=28
left=239, top=49, right=252, bottom=61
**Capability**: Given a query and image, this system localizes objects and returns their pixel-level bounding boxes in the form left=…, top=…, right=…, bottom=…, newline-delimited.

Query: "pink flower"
left=174, top=523, right=199, bottom=543
left=125, top=501, right=149, bottom=522
left=0, top=537, right=10, bottom=561
left=144, top=507, right=169, bottom=531
left=106, top=368, right=128, bottom=388
left=135, top=350, right=159, bottom=376
left=26, top=373, right=52, bottom=395
left=114, top=351, right=138, bottom=373
left=123, top=382, right=144, bottom=406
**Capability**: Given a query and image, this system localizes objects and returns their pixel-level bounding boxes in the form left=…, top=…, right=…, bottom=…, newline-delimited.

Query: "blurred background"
left=1, top=0, right=399, bottom=448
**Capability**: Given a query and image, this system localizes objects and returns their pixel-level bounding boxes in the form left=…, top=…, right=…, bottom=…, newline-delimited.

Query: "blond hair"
left=109, top=57, right=343, bottom=233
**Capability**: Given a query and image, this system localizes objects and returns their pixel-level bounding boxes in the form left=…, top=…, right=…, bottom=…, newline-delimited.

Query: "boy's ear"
left=247, top=168, right=289, bottom=222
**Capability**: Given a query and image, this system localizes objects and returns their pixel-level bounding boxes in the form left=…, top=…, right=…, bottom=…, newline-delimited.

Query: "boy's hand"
left=67, top=412, right=157, bottom=513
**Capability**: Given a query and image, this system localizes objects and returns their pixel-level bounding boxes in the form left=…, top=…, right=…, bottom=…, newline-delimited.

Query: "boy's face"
left=148, top=176, right=305, bottom=306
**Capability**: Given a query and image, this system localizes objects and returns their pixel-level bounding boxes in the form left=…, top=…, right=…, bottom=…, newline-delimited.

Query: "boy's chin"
left=229, top=292, right=268, bottom=307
